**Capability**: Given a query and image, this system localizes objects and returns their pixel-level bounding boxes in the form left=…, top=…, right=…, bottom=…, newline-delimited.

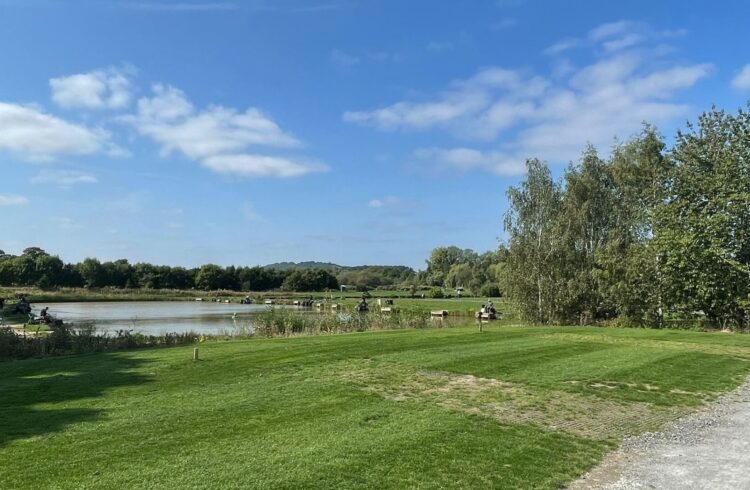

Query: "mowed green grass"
left=2, top=326, right=750, bottom=489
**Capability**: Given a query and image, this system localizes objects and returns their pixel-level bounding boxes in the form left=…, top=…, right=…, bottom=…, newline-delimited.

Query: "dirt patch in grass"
left=330, top=361, right=684, bottom=441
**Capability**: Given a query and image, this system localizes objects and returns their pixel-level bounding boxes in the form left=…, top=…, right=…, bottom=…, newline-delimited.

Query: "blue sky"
left=1, top=0, right=749, bottom=269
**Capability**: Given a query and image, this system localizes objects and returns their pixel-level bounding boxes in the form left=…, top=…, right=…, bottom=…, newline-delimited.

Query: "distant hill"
left=264, top=261, right=343, bottom=271
left=264, top=262, right=415, bottom=274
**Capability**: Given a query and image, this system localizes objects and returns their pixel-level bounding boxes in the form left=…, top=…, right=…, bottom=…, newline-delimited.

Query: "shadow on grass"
left=0, top=352, right=152, bottom=446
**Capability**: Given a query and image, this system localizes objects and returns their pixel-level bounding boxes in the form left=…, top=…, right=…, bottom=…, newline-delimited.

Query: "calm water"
left=35, top=301, right=273, bottom=335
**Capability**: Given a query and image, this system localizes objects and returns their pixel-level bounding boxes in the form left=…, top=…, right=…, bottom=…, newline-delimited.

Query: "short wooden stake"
left=193, top=347, right=199, bottom=361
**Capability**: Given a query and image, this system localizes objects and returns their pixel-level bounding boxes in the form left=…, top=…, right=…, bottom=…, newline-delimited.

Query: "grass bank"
left=2, top=325, right=750, bottom=488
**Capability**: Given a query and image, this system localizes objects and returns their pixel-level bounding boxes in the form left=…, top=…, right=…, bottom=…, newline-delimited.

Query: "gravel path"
left=568, top=377, right=750, bottom=490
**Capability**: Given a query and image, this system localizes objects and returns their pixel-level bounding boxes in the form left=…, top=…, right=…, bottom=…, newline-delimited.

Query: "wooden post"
left=193, top=347, right=199, bottom=361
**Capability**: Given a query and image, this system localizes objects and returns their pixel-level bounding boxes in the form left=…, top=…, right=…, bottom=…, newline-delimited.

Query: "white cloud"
left=601, top=33, right=643, bottom=52
left=50, top=68, right=134, bottom=109
left=203, top=154, right=326, bottom=178
left=414, top=147, right=525, bottom=176
left=129, top=84, right=300, bottom=159
left=732, top=64, right=750, bottom=91
left=368, top=196, right=399, bottom=208
left=0, top=102, right=113, bottom=161
left=343, top=67, right=544, bottom=138
left=347, top=23, right=712, bottom=176
left=543, top=38, right=580, bottom=56
left=0, top=195, right=29, bottom=206
left=30, top=170, right=98, bottom=187
left=589, top=20, right=636, bottom=42
left=546, top=20, right=682, bottom=58
left=125, top=84, right=324, bottom=177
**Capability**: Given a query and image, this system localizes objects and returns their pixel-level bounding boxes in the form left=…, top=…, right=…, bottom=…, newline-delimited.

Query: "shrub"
left=427, top=287, right=444, bottom=299
left=480, top=284, right=502, bottom=298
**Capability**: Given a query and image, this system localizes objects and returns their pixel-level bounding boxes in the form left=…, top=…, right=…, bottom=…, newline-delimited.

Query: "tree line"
left=502, top=107, right=750, bottom=329
left=0, top=247, right=501, bottom=294
left=0, top=245, right=438, bottom=293
left=0, top=250, right=347, bottom=292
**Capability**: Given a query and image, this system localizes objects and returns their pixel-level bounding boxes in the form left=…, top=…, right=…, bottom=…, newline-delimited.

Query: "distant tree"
left=425, top=246, right=477, bottom=286
left=78, top=258, right=107, bottom=288
left=195, top=264, right=227, bottom=291
left=445, top=263, right=473, bottom=289
left=282, top=269, right=338, bottom=292
left=22, top=247, right=48, bottom=259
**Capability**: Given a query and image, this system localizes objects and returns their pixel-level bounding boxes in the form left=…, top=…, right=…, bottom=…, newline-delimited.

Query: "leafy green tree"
left=595, top=127, right=671, bottom=325
left=503, top=159, right=564, bottom=323
left=655, top=107, right=750, bottom=328
left=557, top=146, right=617, bottom=323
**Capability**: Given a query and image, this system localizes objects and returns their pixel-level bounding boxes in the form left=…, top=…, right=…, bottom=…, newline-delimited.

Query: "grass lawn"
left=2, top=325, right=750, bottom=489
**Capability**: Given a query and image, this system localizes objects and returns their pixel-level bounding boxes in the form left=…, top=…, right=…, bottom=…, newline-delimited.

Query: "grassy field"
left=2, top=325, right=750, bottom=489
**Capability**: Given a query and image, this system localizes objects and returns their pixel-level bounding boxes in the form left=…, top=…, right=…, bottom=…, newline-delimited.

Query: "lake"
left=35, top=301, right=274, bottom=335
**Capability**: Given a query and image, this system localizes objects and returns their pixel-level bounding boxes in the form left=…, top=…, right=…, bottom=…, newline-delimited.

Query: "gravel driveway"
left=568, top=378, right=750, bottom=489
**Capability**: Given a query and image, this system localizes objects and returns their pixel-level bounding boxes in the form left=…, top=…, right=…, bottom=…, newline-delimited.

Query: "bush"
left=479, top=284, right=502, bottom=298
left=427, top=287, right=444, bottom=299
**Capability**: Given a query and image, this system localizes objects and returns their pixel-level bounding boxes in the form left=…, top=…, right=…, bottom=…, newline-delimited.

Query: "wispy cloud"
left=0, top=195, right=29, bottom=206
left=30, top=170, right=98, bottom=187
left=343, top=67, right=547, bottom=139
left=331, top=48, right=401, bottom=66
left=414, top=148, right=526, bottom=176
left=242, top=202, right=266, bottom=222
left=490, top=18, right=517, bottom=31
left=346, top=20, right=712, bottom=176
left=543, top=38, right=580, bottom=56
left=544, top=20, right=687, bottom=57
left=330, top=49, right=360, bottom=67
left=732, top=64, right=750, bottom=91
left=368, top=196, right=399, bottom=208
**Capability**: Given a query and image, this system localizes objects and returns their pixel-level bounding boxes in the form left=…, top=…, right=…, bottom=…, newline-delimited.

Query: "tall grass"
left=250, top=308, right=434, bottom=337
left=0, top=323, right=200, bottom=361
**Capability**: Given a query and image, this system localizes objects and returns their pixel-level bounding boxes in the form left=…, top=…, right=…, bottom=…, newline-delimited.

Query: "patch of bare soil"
left=331, top=361, right=683, bottom=441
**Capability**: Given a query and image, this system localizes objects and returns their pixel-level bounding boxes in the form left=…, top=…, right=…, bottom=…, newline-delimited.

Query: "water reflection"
left=36, top=301, right=271, bottom=335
